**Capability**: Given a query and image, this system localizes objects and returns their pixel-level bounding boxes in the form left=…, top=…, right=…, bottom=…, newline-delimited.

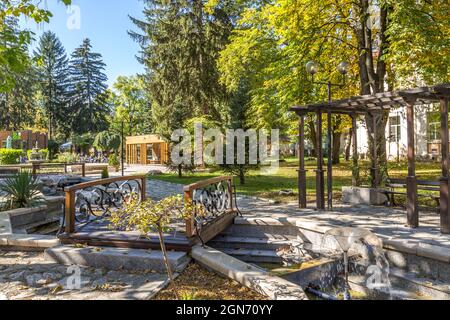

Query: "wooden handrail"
left=64, top=175, right=147, bottom=234
left=184, top=176, right=234, bottom=237
left=183, top=176, right=233, bottom=193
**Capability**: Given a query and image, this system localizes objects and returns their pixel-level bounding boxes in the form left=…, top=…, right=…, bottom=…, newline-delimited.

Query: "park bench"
left=383, top=178, right=440, bottom=213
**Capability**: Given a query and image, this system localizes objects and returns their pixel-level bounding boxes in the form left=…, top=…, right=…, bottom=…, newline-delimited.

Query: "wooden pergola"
left=290, top=83, right=450, bottom=234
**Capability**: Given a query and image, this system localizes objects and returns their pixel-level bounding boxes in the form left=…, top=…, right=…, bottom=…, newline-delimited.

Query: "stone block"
left=342, top=186, right=388, bottom=205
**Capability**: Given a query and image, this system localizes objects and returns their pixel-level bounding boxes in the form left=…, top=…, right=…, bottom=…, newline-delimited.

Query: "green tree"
left=0, top=17, right=38, bottom=131
left=93, top=131, right=121, bottom=154
left=0, top=0, right=71, bottom=92
left=68, top=38, right=109, bottom=134
left=109, top=75, right=151, bottom=136
left=130, top=0, right=237, bottom=139
left=34, top=31, right=70, bottom=139
left=219, top=0, right=449, bottom=184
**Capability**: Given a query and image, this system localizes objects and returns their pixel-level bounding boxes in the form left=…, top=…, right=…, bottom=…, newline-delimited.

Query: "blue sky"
left=20, top=0, right=146, bottom=88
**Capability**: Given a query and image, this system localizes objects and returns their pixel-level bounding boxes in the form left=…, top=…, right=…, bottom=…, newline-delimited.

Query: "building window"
left=427, top=112, right=440, bottom=141
left=389, top=115, right=401, bottom=142
left=147, top=144, right=153, bottom=161
left=136, top=145, right=141, bottom=163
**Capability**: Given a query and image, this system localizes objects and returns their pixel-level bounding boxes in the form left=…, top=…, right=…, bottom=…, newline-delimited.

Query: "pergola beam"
left=290, top=83, right=450, bottom=233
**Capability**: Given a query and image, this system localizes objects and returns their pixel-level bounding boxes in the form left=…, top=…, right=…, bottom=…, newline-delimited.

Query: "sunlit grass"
left=148, top=157, right=442, bottom=203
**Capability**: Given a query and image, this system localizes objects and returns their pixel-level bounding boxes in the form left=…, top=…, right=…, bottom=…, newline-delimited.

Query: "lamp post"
left=121, top=121, right=125, bottom=177
left=306, top=60, right=349, bottom=211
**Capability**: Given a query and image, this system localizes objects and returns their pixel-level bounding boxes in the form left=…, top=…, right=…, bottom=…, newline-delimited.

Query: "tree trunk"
left=307, top=118, right=317, bottom=157
left=178, top=164, right=182, bottom=178
left=354, top=0, right=390, bottom=184
left=345, top=129, right=352, bottom=161
left=239, top=166, right=245, bottom=185
left=332, top=131, right=341, bottom=165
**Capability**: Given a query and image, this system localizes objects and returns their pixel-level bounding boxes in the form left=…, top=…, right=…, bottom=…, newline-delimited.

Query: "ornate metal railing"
left=62, top=175, right=146, bottom=234
left=184, top=176, right=240, bottom=240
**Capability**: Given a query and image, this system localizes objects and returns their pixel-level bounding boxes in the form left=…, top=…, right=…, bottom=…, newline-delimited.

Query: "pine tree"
left=129, top=0, right=235, bottom=138
left=68, top=38, right=108, bottom=134
left=34, top=31, right=70, bottom=139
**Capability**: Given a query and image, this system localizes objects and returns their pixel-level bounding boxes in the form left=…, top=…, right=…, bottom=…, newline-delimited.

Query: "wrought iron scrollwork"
left=190, top=180, right=233, bottom=241
left=74, top=179, right=142, bottom=225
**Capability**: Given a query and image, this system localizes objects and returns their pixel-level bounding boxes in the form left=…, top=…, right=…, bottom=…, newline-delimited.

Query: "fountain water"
left=318, top=227, right=391, bottom=300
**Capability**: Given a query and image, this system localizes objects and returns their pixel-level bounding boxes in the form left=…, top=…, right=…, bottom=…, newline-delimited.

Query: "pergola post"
left=298, top=113, right=307, bottom=209
left=316, top=109, right=325, bottom=210
left=406, top=99, right=418, bottom=228
left=351, top=114, right=359, bottom=187
left=327, top=111, right=333, bottom=210
left=371, top=113, right=379, bottom=188
left=440, top=97, right=450, bottom=234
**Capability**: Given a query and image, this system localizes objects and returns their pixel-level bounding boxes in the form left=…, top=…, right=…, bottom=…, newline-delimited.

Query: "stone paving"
left=146, top=179, right=184, bottom=200
left=0, top=251, right=169, bottom=300
left=236, top=198, right=450, bottom=248
left=143, top=179, right=450, bottom=248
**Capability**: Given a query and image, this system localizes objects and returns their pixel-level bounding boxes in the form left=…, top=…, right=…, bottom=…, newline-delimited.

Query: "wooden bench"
left=383, top=178, right=440, bottom=212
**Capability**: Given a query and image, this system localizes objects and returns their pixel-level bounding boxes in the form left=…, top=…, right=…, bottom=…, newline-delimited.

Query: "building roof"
left=125, top=134, right=166, bottom=145
left=290, top=83, right=450, bottom=115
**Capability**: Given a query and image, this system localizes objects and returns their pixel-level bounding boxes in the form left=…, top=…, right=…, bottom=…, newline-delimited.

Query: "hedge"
left=0, top=149, right=24, bottom=165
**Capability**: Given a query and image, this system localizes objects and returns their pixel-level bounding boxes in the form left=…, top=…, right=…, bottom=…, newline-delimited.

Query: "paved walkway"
left=146, top=180, right=450, bottom=248
left=237, top=198, right=450, bottom=248
left=0, top=251, right=169, bottom=300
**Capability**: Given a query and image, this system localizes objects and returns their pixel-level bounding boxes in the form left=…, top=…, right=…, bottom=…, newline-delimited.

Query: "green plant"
left=0, top=172, right=44, bottom=210
left=101, top=168, right=109, bottom=179
left=56, top=152, right=79, bottom=163
left=109, top=195, right=205, bottom=300
left=93, top=131, right=121, bottom=153
left=0, top=149, right=24, bottom=165
left=108, top=154, right=120, bottom=168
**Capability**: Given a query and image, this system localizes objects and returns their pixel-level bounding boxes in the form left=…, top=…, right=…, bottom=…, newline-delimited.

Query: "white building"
left=355, top=103, right=442, bottom=160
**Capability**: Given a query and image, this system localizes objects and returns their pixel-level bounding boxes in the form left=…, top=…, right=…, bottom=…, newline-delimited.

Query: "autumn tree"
left=219, top=0, right=449, bottom=183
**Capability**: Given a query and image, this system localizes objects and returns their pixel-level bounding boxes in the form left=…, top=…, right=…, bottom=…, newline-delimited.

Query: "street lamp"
left=306, top=60, right=349, bottom=211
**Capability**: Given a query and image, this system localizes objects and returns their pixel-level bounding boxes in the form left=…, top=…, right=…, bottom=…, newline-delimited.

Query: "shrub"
left=47, top=140, right=60, bottom=160
left=0, top=149, right=24, bottom=165
left=101, top=168, right=109, bottom=179
left=108, top=154, right=120, bottom=168
left=0, top=172, right=44, bottom=210
left=56, top=152, right=79, bottom=163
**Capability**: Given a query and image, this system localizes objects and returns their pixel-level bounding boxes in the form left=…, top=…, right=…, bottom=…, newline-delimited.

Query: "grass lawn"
left=148, top=158, right=442, bottom=204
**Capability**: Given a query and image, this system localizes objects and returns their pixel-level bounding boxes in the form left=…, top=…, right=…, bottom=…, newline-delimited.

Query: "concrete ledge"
left=0, top=234, right=60, bottom=250
left=45, top=245, right=190, bottom=273
left=191, top=245, right=308, bottom=300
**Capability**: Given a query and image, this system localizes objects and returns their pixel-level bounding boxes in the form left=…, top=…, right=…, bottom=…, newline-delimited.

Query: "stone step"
left=44, top=245, right=190, bottom=273
left=209, top=235, right=298, bottom=251
left=218, top=248, right=283, bottom=264
left=221, top=224, right=300, bottom=239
